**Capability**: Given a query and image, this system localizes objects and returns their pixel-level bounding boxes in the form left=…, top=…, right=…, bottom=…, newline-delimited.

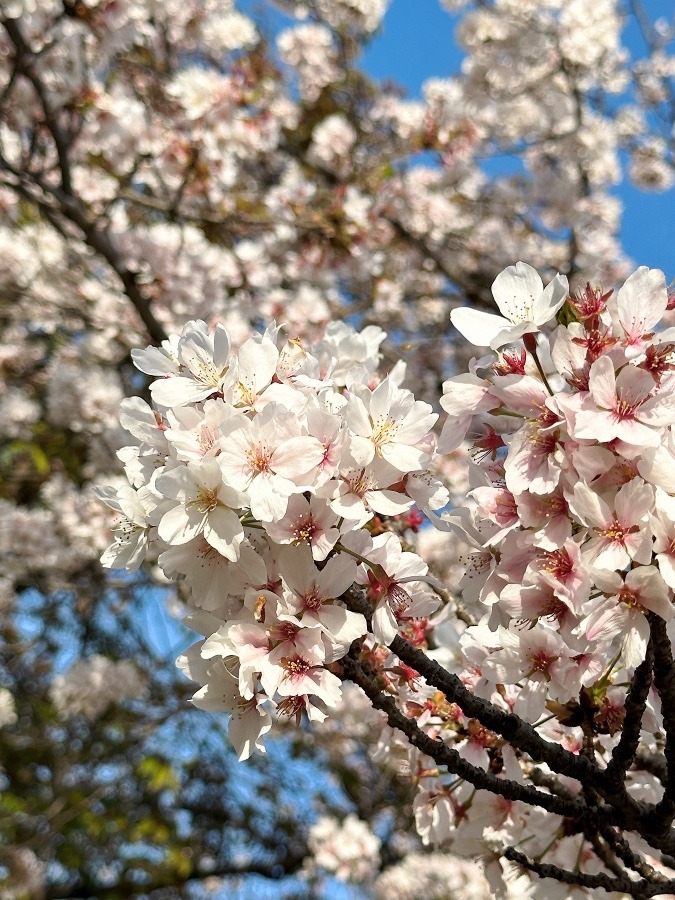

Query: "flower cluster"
left=445, top=263, right=675, bottom=718
left=49, top=655, right=147, bottom=720
left=100, top=262, right=675, bottom=893
left=100, top=319, right=447, bottom=758
left=305, top=814, right=381, bottom=883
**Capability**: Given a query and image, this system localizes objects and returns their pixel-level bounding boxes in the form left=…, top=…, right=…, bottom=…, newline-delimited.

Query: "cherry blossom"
left=450, top=263, right=568, bottom=350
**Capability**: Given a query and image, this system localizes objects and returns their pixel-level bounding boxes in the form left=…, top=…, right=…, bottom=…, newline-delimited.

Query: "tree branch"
left=341, top=643, right=592, bottom=821
left=504, top=846, right=672, bottom=898
left=644, top=615, right=675, bottom=835
left=605, top=638, right=655, bottom=792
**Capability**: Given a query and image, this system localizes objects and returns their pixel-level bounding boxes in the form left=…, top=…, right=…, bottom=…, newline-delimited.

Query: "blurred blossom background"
left=0, top=0, right=672, bottom=898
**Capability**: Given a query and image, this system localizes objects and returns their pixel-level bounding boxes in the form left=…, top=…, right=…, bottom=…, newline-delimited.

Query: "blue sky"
left=360, top=0, right=674, bottom=278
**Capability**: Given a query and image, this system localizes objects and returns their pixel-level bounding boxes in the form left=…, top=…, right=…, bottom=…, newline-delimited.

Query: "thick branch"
left=341, top=645, right=592, bottom=821
left=504, top=846, right=672, bottom=898
left=342, top=590, right=599, bottom=785
left=605, top=638, right=655, bottom=791
left=599, top=825, right=670, bottom=885
left=644, top=615, right=675, bottom=834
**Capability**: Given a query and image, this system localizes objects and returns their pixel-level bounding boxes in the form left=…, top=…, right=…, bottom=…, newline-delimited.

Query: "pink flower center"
left=282, top=656, right=312, bottom=682
left=270, top=621, right=300, bottom=642
left=543, top=549, right=573, bottom=581
left=612, top=397, right=640, bottom=421
left=528, top=650, right=556, bottom=674
left=293, top=515, right=319, bottom=544
left=198, top=428, right=216, bottom=455
left=247, top=445, right=272, bottom=474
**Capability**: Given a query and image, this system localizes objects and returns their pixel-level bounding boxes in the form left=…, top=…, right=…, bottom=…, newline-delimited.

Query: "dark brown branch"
left=605, top=638, right=655, bottom=792
left=390, top=631, right=616, bottom=787
left=636, top=752, right=668, bottom=784
left=598, top=825, right=670, bottom=885
left=341, top=589, right=601, bottom=787
left=644, top=615, right=675, bottom=834
left=340, top=590, right=675, bottom=854
left=341, top=645, right=592, bottom=821
left=2, top=16, right=74, bottom=196
left=504, top=846, right=671, bottom=898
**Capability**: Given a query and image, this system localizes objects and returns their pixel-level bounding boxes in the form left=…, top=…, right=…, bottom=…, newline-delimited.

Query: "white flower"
left=217, top=403, right=325, bottom=523
left=190, top=658, right=273, bottom=761
left=156, top=459, right=247, bottom=561
left=450, top=262, right=568, bottom=349
left=96, top=484, right=153, bottom=571
left=345, top=377, right=437, bottom=473
left=279, top=546, right=366, bottom=657
left=307, top=814, right=381, bottom=882
left=0, top=688, right=17, bottom=728
left=148, top=321, right=231, bottom=408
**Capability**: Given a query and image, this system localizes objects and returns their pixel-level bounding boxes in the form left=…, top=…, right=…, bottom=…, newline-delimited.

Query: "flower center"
left=372, top=418, right=398, bottom=454
left=193, top=486, right=219, bottom=513
left=282, top=656, right=312, bottom=682
left=293, top=515, right=318, bottom=544
left=599, top=518, right=635, bottom=543
left=302, top=588, right=323, bottom=612
left=529, top=650, right=556, bottom=674
left=247, top=445, right=272, bottom=474
left=542, top=549, right=573, bottom=581
left=612, top=398, right=640, bottom=420
left=347, top=469, right=375, bottom=497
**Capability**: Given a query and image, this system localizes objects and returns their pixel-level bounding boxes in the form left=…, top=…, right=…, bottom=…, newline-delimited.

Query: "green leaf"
left=136, top=756, right=179, bottom=793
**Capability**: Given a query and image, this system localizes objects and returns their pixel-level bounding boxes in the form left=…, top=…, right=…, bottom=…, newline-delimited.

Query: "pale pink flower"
left=322, top=455, right=414, bottom=527
left=279, top=547, right=366, bottom=657
left=504, top=415, right=563, bottom=496
left=413, top=783, right=460, bottom=846
left=275, top=656, right=343, bottom=707
left=638, top=432, right=675, bottom=493
left=571, top=355, right=675, bottom=447
left=514, top=488, right=571, bottom=550
left=580, top=566, right=673, bottom=668
left=218, top=403, right=325, bottom=522
left=525, top=540, right=591, bottom=611
left=357, top=533, right=439, bottom=643
left=439, top=371, right=497, bottom=453
left=568, top=478, right=654, bottom=570
left=96, top=484, right=152, bottom=571
left=613, top=266, right=668, bottom=356
left=190, top=659, right=273, bottom=761
left=345, top=378, right=437, bottom=473
left=265, top=495, right=341, bottom=560
left=164, top=399, right=232, bottom=461
left=223, top=330, right=279, bottom=410
left=148, top=321, right=231, bottom=407
left=652, top=489, right=675, bottom=589
left=483, top=624, right=581, bottom=721
left=470, top=485, right=520, bottom=544
left=158, top=537, right=266, bottom=612
left=118, top=396, right=169, bottom=453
